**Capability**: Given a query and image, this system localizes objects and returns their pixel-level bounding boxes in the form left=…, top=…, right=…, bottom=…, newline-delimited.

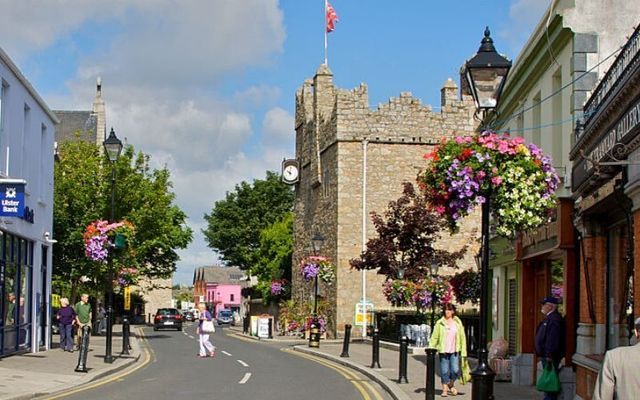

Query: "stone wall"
left=293, top=65, right=481, bottom=337
left=137, top=277, right=173, bottom=318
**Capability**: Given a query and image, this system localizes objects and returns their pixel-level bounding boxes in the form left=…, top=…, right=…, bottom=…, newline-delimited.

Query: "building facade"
left=570, top=24, right=640, bottom=400
left=492, top=0, right=640, bottom=395
left=292, top=64, right=480, bottom=337
left=193, top=266, right=245, bottom=315
left=0, top=47, right=57, bottom=357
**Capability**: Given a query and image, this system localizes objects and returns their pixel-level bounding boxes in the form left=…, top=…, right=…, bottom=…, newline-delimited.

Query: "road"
left=56, top=322, right=391, bottom=400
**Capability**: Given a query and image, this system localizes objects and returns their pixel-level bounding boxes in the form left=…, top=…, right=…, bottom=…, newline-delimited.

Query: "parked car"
left=182, top=311, right=195, bottom=322
left=153, top=308, right=183, bottom=331
left=216, top=309, right=233, bottom=326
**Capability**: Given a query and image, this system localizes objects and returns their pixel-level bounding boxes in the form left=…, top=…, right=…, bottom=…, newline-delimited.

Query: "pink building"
left=193, top=266, right=246, bottom=315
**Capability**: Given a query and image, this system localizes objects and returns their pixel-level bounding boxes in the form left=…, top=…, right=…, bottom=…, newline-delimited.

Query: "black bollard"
left=268, top=318, right=273, bottom=339
left=121, top=315, right=130, bottom=355
left=75, top=325, right=91, bottom=373
left=370, top=328, right=381, bottom=368
left=308, top=322, right=320, bottom=348
left=340, top=324, right=352, bottom=358
left=398, top=336, right=409, bottom=383
left=243, top=316, right=248, bottom=334
left=425, top=348, right=436, bottom=400
left=148, top=313, right=151, bottom=325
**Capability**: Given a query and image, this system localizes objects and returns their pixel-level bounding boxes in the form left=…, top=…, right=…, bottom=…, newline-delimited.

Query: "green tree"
left=202, top=171, right=293, bottom=270
left=53, top=139, right=193, bottom=299
left=254, top=212, right=293, bottom=299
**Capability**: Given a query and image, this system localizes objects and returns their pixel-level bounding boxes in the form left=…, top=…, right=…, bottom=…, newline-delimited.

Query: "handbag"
left=201, top=319, right=216, bottom=334
left=536, top=362, right=561, bottom=392
left=460, top=356, right=472, bottom=385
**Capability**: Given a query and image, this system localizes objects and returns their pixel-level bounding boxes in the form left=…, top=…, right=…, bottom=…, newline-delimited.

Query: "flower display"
left=418, top=131, right=560, bottom=236
left=116, top=267, right=139, bottom=287
left=270, top=279, right=289, bottom=296
left=449, top=269, right=481, bottom=305
left=383, top=278, right=452, bottom=310
left=83, top=220, right=135, bottom=262
left=300, top=256, right=336, bottom=284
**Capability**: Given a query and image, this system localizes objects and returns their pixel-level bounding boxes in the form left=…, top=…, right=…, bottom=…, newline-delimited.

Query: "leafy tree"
left=202, top=171, right=293, bottom=270
left=253, top=212, right=293, bottom=300
left=53, top=138, right=192, bottom=300
left=350, top=182, right=466, bottom=281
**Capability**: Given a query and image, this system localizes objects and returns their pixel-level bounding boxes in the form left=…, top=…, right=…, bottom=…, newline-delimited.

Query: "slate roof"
left=193, top=265, right=248, bottom=286
left=53, top=110, right=98, bottom=144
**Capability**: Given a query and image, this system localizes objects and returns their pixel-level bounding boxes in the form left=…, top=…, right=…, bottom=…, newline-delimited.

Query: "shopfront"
left=0, top=232, right=34, bottom=356
left=569, top=24, right=640, bottom=399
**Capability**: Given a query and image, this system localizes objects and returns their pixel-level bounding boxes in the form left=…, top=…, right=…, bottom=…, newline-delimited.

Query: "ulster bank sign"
left=0, top=180, right=26, bottom=217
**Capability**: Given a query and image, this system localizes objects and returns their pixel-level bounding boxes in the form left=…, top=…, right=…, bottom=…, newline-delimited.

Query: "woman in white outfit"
left=197, top=303, right=215, bottom=358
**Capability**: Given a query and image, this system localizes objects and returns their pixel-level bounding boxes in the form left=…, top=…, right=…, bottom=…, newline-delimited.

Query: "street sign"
left=124, top=286, right=131, bottom=311
left=51, top=294, right=61, bottom=308
left=354, top=300, right=374, bottom=326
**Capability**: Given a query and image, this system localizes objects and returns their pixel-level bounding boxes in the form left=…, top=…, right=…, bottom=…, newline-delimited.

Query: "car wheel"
left=153, top=327, right=158, bottom=331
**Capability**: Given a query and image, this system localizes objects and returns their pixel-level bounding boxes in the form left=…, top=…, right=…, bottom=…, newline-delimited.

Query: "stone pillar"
left=440, top=78, right=458, bottom=109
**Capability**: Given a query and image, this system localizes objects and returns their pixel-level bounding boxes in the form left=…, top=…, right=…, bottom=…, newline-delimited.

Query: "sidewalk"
left=0, top=325, right=144, bottom=400
left=227, top=327, right=539, bottom=400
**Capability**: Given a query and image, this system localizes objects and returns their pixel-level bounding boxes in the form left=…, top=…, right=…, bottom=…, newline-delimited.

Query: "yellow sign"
left=51, top=294, right=61, bottom=308
left=355, top=301, right=374, bottom=326
left=124, top=286, right=131, bottom=311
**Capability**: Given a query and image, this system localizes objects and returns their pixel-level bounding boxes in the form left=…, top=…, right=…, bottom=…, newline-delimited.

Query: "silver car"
left=216, top=309, right=233, bottom=325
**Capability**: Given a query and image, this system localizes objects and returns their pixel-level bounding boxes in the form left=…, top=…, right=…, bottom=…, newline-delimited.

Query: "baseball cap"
left=540, top=296, right=560, bottom=305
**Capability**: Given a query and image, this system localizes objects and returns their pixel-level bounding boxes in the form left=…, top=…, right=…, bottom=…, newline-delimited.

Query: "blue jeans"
left=60, top=323, right=73, bottom=351
left=439, top=352, right=460, bottom=385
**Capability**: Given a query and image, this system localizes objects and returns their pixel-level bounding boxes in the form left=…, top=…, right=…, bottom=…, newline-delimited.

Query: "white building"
left=0, top=46, right=57, bottom=356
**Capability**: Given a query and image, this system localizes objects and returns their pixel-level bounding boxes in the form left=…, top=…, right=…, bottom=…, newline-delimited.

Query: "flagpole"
left=324, top=0, right=328, bottom=65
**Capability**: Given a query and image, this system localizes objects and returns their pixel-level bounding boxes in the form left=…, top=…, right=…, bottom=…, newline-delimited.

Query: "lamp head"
left=311, top=232, right=325, bottom=255
left=103, top=127, right=123, bottom=163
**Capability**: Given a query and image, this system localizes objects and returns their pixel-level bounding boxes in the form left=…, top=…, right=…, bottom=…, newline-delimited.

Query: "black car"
left=182, top=311, right=195, bottom=322
left=153, top=308, right=183, bottom=331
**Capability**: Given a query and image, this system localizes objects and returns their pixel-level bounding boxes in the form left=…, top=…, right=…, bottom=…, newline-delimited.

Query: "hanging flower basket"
left=83, top=219, right=135, bottom=262
left=116, top=267, right=139, bottom=287
left=383, top=278, right=453, bottom=310
left=300, top=256, right=336, bottom=284
left=450, top=269, right=481, bottom=305
left=418, top=131, right=560, bottom=236
left=270, top=279, right=289, bottom=297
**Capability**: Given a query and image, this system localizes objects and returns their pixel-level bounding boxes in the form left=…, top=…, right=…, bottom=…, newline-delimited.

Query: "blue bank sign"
left=0, top=180, right=26, bottom=217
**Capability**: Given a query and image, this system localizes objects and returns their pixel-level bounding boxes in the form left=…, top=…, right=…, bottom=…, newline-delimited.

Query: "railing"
left=581, top=24, right=640, bottom=139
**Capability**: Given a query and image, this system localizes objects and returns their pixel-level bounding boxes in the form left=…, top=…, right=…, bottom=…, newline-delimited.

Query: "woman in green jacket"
left=429, top=303, right=467, bottom=397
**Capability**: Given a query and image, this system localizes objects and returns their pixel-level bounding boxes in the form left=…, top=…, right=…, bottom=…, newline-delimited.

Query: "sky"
left=0, top=0, right=549, bottom=285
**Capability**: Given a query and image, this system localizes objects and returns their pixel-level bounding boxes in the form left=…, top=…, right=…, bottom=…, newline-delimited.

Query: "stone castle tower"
left=292, top=64, right=481, bottom=337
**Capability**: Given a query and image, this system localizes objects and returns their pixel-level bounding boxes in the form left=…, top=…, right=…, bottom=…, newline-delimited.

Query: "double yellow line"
left=282, top=348, right=384, bottom=400
left=42, top=327, right=153, bottom=399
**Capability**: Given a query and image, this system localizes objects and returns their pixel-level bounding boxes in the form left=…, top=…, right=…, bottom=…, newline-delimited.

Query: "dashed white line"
left=222, top=351, right=232, bottom=356
left=188, top=335, right=195, bottom=339
left=237, top=360, right=249, bottom=367
left=238, top=372, right=251, bottom=384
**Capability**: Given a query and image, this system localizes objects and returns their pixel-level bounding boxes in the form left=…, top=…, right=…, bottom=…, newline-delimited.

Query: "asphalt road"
left=57, top=322, right=391, bottom=400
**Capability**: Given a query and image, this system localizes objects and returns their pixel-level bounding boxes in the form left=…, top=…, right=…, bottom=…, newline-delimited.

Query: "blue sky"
left=0, top=0, right=548, bottom=285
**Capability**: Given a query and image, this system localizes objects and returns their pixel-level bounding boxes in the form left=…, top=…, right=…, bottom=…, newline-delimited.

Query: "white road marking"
left=239, top=372, right=251, bottom=384
left=188, top=335, right=195, bottom=339
left=222, top=351, right=232, bottom=356
left=237, top=360, right=249, bottom=367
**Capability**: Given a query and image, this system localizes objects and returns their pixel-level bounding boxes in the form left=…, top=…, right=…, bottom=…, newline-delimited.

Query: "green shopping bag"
left=536, top=362, right=561, bottom=392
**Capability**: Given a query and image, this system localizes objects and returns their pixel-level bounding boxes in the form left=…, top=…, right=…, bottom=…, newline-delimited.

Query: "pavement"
left=0, top=324, right=146, bottom=400
left=227, top=327, right=541, bottom=400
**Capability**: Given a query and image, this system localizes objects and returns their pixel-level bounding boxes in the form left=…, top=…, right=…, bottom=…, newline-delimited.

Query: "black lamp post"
left=311, top=232, right=325, bottom=317
left=464, top=27, right=511, bottom=400
left=429, top=257, right=440, bottom=330
left=103, top=127, right=123, bottom=364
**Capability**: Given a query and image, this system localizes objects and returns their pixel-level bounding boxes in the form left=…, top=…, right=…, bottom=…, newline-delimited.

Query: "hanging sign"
left=124, top=286, right=131, bottom=311
left=0, top=180, right=26, bottom=217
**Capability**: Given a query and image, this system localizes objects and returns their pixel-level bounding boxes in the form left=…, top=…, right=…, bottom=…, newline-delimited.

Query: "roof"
left=193, top=266, right=248, bottom=286
left=52, top=110, right=98, bottom=144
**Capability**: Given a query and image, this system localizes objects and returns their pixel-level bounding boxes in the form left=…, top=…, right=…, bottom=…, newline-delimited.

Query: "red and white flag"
left=326, top=2, right=339, bottom=33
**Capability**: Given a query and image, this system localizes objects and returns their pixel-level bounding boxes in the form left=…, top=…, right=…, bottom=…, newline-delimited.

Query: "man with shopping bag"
left=535, top=296, right=565, bottom=400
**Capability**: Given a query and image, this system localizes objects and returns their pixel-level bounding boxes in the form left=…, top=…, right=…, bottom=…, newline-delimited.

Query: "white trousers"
left=199, top=333, right=215, bottom=356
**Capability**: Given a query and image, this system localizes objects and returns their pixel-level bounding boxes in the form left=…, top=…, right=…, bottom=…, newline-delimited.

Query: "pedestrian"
left=429, top=303, right=468, bottom=397
left=5, top=293, right=16, bottom=325
left=535, top=296, right=565, bottom=400
left=197, top=303, right=215, bottom=358
left=74, top=294, right=92, bottom=350
left=56, top=297, right=76, bottom=352
left=96, top=303, right=107, bottom=335
left=592, top=317, right=640, bottom=399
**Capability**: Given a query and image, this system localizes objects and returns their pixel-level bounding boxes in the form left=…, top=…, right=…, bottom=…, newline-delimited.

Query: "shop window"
left=607, top=224, right=632, bottom=349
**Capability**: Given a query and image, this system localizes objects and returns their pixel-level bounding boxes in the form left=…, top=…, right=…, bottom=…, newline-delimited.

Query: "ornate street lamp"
left=464, top=27, right=511, bottom=400
left=429, top=256, right=440, bottom=330
left=103, top=127, right=122, bottom=364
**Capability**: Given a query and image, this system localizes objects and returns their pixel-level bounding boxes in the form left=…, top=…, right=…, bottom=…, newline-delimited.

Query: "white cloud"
left=498, top=0, right=551, bottom=56
left=262, top=107, right=294, bottom=147
left=233, top=85, right=282, bottom=108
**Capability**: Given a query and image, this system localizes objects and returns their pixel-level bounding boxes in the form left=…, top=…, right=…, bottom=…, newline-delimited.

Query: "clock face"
left=283, top=165, right=299, bottom=181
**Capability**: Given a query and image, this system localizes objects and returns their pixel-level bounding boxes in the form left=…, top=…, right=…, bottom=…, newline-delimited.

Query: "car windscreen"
left=219, top=311, right=232, bottom=317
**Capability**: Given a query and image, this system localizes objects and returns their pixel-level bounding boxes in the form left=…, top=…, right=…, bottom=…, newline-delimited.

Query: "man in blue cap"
left=535, top=296, right=565, bottom=400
